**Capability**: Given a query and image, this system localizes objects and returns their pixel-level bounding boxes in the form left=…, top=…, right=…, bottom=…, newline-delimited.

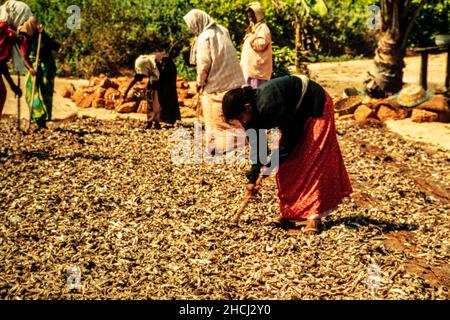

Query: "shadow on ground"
left=324, top=215, right=418, bottom=233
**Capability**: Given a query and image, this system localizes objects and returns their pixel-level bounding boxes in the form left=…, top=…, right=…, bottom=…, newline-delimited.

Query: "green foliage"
left=310, top=0, right=377, bottom=57
left=5, top=0, right=447, bottom=78
left=272, top=45, right=295, bottom=78
left=190, top=0, right=295, bottom=77
left=174, top=54, right=196, bottom=81
left=410, top=0, right=450, bottom=47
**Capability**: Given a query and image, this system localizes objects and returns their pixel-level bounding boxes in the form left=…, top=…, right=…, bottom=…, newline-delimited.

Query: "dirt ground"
left=308, top=53, right=447, bottom=97
left=308, top=53, right=449, bottom=151
left=0, top=54, right=449, bottom=300
left=2, top=53, right=449, bottom=151
left=0, top=116, right=449, bottom=299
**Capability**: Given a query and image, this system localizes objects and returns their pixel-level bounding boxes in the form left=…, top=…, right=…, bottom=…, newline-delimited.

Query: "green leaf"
left=310, top=0, right=328, bottom=16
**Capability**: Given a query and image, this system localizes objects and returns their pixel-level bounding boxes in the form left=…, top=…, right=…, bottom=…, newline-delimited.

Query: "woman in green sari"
left=19, top=19, right=60, bottom=130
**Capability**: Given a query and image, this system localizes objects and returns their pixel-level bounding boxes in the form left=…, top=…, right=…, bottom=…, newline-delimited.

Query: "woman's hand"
left=37, top=24, right=44, bottom=34
left=29, top=69, right=37, bottom=76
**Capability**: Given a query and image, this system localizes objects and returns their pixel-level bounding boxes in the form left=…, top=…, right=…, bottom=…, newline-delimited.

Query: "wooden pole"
left=232, top=175, right=264, bottom=224
left=420, top=51, right=428, bottom=90
left=17, top=72, right=21, bottom=131
left=445, top=46, right=450, bottom=90
left=195, top=87, right=203, bottom=122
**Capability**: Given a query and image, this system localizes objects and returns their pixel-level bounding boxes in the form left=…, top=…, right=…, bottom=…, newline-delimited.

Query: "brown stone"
left=116, top=101, right=138, bottom=113
left=93, top=87, right=106, bottom=99
left=61, top=86, right=74, bottom=99
left=354, top=105, right=375, bottom=123
left=129, top=88, right=145, bottom=100
left=88, top=78, right=100, bottom=87
left=411, top=109, right=439, bottom=123
left=373, top=97, right=401, bottom=110
left=416, top=95, right=450, bottom=123
left=78, top=95, right=95, bottom=109
left=109, top=80, right=120, bottom=90
left=105, top=88, right=121, bottom=101
left=180, top=107, right=196, bottom=118
left=72, top=92, right=86, bottom=105
left=137, top=100, right=148, bottom=114
left=81, top=87, right=96, bottom=94
left=179, top=90, right=189, bottom=100
left=335, top=96, right=363, bottom=116
left=105, top=100, right=116, bottom=110
left=99, top=78, right=113, bottom=89
left=92, top=98, right=106, bottom=109
left=377, top=105, right=409, bottom=123
left=185, top=92, right=194, bottom=99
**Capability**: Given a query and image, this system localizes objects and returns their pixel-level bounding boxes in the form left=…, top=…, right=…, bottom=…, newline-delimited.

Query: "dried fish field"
left=0, top=116, right=449, bottom=300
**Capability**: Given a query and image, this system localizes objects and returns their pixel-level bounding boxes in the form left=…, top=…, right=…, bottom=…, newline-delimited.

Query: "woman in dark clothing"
left=222, top=75, right=352, bottom=235
left=123, top=52, right=181, bottom=129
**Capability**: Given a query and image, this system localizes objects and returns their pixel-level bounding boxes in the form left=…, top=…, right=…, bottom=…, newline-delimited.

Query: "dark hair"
left=134, top=73, right=145, bottom=82
left=222, top=86, right=256, bottom=121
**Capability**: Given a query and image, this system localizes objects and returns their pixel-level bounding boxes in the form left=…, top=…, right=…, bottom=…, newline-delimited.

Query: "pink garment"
left=245, top=77, right=267, bottom=89
left=241, top=22, right=272, bottom=81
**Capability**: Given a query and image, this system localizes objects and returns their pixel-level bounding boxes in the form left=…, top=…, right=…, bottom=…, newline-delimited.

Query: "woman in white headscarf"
left=0, top=0, right=34, bottom=118
left=241, top=1, right=272, bottom=89
left=123, top=52, right=181, bottom=129
left=183, top=9, right=246, bottom=155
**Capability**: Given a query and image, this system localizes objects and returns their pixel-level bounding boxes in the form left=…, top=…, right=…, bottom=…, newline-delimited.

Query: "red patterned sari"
left=276, top=92, right=352, bottom=220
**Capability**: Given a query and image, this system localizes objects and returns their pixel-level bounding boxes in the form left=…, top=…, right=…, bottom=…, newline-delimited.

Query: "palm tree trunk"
left=366, top=30, right=406, bottom=97
left=365, top=0, right=425, bottom=98
left=294, top=19, right=309, bottom=75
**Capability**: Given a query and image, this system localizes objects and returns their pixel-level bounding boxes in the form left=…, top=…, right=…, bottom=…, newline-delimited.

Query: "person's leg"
left=153, top=89, right=161, bottom=129
left=41, top=68, right=56, bottom=123
left=146, top=89, right=156, bottom=129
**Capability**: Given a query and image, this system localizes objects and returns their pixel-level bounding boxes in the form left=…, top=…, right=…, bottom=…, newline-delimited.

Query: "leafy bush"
left=272, top=45, right=295, bottom=78
left=410, top=0, right=450, bottom=47
left=6, top=0, right=447, bottom=78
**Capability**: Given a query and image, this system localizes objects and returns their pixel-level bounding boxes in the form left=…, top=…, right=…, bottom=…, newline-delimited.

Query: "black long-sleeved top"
left=244, top=75, right=326, bottom=183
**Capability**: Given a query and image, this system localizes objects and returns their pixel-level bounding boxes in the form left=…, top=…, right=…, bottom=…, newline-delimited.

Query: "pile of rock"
left=61, top=76, right=196, bottom=117
left=334, top=90, right=450, bottom=126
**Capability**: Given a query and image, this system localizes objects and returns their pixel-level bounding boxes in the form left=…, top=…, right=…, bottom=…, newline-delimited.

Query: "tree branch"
left=400, top=0, right=426, bottom=52
left=381, top=0, right=389, bottom=29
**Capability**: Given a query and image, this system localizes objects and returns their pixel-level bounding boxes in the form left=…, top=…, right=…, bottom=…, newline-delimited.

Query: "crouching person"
left=123, top=52, right=181, bottom=129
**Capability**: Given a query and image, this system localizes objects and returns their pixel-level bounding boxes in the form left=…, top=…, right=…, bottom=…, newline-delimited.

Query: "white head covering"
left=135, top=55, right=160, bottom=82
left=0, top=0, right=33, bottom=30
left=249, top=2, right=265, bottom=23
left=183, top=9, right=216, bottom=65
